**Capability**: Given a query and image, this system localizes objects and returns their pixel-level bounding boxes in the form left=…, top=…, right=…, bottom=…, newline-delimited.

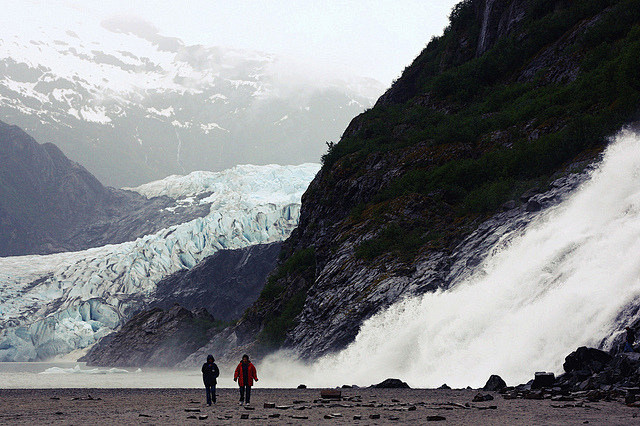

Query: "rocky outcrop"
left=483, top=375, right=507, bottom=391
left=0, top=121, right=209, bottom=256
left=372, top=378, right=411, bottom=389
left=80, top=305, right=217, bottom=367
left=151, top=242, right=282, bottom=321
left=556, top=347, right=640, bottom=391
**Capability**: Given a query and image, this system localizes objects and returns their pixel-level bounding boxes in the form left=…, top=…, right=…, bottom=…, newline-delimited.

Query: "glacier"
left=0, top=163, right=320, bottom=361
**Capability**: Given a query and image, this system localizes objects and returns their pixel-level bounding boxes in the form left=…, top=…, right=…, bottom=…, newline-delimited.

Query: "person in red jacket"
left=234, top=354, right=258, bottom=405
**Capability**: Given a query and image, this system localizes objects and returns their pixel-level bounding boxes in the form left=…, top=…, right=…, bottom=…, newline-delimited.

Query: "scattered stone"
left=369, top=414, right=380, bottom=419
left=187, top=415, right=197, bottom=419
left=263, top=402, right=276, bottom=408
left=244, top=405, right=255, bottom=410
left=292, top=415, right=309, bottom=419
left=438, top=384, right=451, bottom=390
left=372, top=378, right=410, bottom=389
left=72, top=395, right=101, bottom=401
left=185, top=408, right=201, bottom=412
left=198, top=415, right=208, bottom=420
left=50, top=397, right=60, bottom=400
left=138, top=413, right=152, bottom=417
left=55, top=412, right=63, bottom=415
left=331, top=413, right=342, bottom=417
left=391, top=398, right=400, bottom=402
left=297, top=384, right=307, bottom=389
left=427, top=415, right=447, bottom=421
left=293, top=400, right=307, bottom=404
left=268, top=414, right=281, bottom=418
left=342, top=385, right=352, bottom=388
left=353, top=415, right=362, bottom=420
left=324, top=414, right=334, bottom=419
left=476, top=406, right=498, bottom=410
left=472, top=393, right=494, bottom=402
left=551, top=395, right=575, bottom=402
left=532, top=372, right=555, bottom=389
left=408, top=406, right=417, bottom=411
left=275, top=405, right=292, bottom=410
left=523, top=390, right=544, bottom=400
left=389, top=416, right=400, bottom=421
left=239, top=413, right=249, bottom=419
left=321, top=390, right=342, bottom=400
left=483, top=375, right=507, bottom=391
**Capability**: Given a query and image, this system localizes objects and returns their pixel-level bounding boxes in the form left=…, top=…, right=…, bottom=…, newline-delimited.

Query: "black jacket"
left=202, top=361, right=220, bottom=386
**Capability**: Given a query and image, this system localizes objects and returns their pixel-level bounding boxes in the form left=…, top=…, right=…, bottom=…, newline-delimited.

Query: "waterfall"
left=477, top=0, right=497, bottom=56
left=261, top=131, right=640, bottom=388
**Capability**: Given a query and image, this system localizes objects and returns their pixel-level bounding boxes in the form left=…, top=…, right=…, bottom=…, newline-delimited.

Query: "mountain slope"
left=0, top=12, right=382, bottom=186
left=151, top=242, right=283, bottom=322
left=219, top=0, right=640, bottom=359
left=0, top=121, right=211, bottom=256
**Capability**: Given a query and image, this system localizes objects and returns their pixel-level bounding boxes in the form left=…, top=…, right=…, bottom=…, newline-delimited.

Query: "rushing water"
left=260, top=131, right=640, bottom=388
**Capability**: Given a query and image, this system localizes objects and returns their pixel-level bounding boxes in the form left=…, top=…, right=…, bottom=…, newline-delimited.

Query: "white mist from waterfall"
left=260, top=131, right=640, bottom=389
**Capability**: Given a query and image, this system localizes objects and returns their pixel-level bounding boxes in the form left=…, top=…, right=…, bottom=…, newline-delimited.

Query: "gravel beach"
left=0, top=388, right=638, bottom=425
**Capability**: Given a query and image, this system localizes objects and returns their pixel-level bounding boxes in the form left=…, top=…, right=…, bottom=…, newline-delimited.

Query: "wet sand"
left=0, top=388, right=638, bottom=425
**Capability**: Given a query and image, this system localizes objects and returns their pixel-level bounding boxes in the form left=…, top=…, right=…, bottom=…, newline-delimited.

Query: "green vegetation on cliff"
left=255, top=247, right=316, bottom=348
left=241, top=0, right=640, bottom=355
left=321, top=0, right=640, bottom=259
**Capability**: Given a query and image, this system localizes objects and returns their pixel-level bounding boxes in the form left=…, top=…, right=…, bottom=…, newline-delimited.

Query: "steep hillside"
left=151, top=242, right=282, bottom=322
left=221, top=0, right=640, bottom=359
left=0, top=121, right=209, bottom=256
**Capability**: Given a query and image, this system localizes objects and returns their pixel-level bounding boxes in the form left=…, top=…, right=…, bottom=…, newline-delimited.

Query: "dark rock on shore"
left=556, top=348, right=640, bottom=391
left=473, top=393, right=494, bottom=402
left=563, top=346, right=612, bottom=374
left=483, top=375, right=507, bottom=391
left=80, top=304, right=218, bottom=367
left=532, top=372, right=555, bottom=389
left=504, top=346, right=640, bottom=404
left=372, top=378, right=410, bottom=389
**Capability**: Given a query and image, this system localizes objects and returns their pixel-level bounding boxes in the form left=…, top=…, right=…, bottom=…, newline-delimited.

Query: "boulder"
left=483, top=375, right=507, bottom=391
left=320, top=390, right=342, bottom=399
left=532, top=372, right=555, bottom=389
left=372, top=378, right=410, bottom=389
left=563, top=347, right=612, bottom=374
left=472, top=393, right=495, bottom=402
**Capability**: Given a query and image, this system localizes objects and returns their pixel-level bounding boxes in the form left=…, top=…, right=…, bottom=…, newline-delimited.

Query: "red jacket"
left=234, top=361, right=258, bottom=386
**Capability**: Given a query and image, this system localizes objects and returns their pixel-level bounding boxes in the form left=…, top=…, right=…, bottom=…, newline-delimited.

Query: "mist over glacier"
left=0, top=163, right=319, bottom=362
left=259, top=131, right=640, bottom=388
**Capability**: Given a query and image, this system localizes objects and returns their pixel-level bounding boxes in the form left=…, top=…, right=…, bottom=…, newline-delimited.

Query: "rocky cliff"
left=210, top=0, right=640, bottom=360
left=0, top=121, right=209, bottom=256
left=80, top=305, right=217, bottom=367
left=151, top=242, right=282, bottom=322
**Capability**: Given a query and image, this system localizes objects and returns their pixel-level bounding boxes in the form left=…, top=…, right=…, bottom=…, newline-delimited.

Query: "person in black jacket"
left=202, top=354, right=220, bottom=405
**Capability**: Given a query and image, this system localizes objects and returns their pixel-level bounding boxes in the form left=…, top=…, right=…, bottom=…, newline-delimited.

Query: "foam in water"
left=260, top=131, right=640, bottom=388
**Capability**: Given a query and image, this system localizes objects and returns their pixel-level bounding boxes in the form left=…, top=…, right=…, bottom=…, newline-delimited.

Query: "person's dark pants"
left=239, top=385, right=251, bottom=403
left=205, top=384, right=216, bottom=405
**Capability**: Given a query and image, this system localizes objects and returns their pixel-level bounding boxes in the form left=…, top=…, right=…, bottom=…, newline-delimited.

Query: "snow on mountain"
left=0, top=9, right=383, bottom=187
left=0, top=163, right=320, bottom=361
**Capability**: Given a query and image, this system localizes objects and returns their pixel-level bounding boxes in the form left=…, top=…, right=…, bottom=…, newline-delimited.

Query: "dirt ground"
left=0, top=388, right=638, bottom=425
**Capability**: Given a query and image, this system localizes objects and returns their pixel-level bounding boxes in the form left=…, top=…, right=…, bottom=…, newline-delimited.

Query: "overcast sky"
left=12, top=0, right=461, bottom=87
